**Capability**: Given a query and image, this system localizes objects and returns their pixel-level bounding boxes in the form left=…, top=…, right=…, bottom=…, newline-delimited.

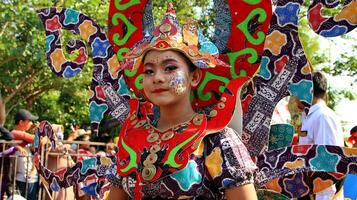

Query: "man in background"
left=299, top=71, right=344, bottom=199
left=11, top=109, right=39, bottom=200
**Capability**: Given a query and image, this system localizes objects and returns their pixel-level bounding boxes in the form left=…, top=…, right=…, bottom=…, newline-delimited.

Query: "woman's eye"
left=165, top=65, right=177, bottom=72
left=144, top=69, right=154, bottom=75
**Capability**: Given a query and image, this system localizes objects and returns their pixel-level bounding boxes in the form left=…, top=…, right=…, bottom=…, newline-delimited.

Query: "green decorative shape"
left=243, top=0, right=262, bottom=5
left=237, top=8, right=267, bottom=46
left=124, top=69, right=137, bottom=77
left=228, top=48, right=258, bottom=78
left=120, top=138, right=138, bottom=173
left=116, top=47, right=130, bottom=61
left=124, top=69, right=143, bottom=91
left=134, top=74, right=143, bottom=90
left=114, top=0, right=140, bottom=10
left=309, top=146, right=340, bottom=172
left=197, top=72, right=230, bottom=101
left=164, top=132, right=199, bottom=168
left=112, top=13, right=137, bottom=46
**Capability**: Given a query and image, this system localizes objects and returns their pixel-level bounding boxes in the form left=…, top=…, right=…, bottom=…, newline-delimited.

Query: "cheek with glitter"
left=169, top=71, right=187, bottom=96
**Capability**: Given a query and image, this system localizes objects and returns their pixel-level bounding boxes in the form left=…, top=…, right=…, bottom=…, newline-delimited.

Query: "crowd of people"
left=0, top=108, right=117, bottom=200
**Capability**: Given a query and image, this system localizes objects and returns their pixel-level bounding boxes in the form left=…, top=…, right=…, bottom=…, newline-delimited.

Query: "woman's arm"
left=227, top=89, right=243, bottom=134
left=107, top=186, right=128, bottom=200
left=225, top=183, right=257, bottom=200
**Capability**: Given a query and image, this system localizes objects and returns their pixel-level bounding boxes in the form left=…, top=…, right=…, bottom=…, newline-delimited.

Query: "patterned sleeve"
left=105, top=164, right=124, bottom=188
left=204, top=127, right=257, bottom=191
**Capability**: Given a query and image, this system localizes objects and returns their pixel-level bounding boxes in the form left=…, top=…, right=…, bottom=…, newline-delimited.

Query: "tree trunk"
left=0, top=94, right=6, bottom=126
left=3, top=67, right=44, bottom=113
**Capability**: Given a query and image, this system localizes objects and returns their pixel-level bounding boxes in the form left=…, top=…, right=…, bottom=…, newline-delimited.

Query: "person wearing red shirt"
left=11, top=109, right=39, bottom=200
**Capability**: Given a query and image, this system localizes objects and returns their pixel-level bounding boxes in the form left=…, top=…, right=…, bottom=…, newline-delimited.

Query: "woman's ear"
left=191, top=69, right=202, bottom=87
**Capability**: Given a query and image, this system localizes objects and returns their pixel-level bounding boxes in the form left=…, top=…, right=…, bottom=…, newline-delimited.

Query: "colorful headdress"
left=122, top=3, right=229, bottom=70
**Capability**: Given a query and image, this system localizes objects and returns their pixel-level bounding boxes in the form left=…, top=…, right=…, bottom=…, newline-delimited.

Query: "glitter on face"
left=169, top=70, right=187, bottom=95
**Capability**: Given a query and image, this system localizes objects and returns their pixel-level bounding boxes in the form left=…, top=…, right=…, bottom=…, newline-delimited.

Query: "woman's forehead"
left=143, top=50, right=186, bottom=65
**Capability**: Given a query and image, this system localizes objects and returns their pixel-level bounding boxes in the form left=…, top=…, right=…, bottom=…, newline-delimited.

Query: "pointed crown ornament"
left=122, top=3, right=229, bottom=70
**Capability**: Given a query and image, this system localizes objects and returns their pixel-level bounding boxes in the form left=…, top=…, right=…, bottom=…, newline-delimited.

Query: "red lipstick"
left=152, top=88, right=169, bottom=93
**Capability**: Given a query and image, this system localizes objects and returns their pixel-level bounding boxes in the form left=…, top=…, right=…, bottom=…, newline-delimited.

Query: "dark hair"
left=76, top=134, right=90, bottom=142
left=177, top=51, right=197, bottom=72
left=312, top=71, right=327, bottom=98
left=351, top=126, right=357, bottom=135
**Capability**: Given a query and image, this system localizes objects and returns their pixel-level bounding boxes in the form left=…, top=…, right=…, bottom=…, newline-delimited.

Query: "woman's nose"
left=153, top=71, right=165, bottom=84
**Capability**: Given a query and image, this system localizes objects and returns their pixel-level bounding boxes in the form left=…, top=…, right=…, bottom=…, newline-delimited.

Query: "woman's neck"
left=157, top=100, right=195, bottom=131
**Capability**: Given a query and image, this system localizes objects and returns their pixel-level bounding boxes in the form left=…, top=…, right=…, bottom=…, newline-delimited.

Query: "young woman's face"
left=142, top=50, right=198, bottom=107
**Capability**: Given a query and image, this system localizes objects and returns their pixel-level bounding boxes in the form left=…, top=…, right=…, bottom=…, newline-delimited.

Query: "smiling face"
left=142, top=50, right=201, bottom=107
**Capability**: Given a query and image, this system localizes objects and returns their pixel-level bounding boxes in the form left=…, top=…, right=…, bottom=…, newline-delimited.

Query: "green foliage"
left=0, top=0, right=108, bottom=130
left=152, top=0, right=214, bottom=35
left=322, top=54, right=357, bottom=77
left=298, top=3, right=327, bottom=67
left=328, top=87, right=357, bottom=110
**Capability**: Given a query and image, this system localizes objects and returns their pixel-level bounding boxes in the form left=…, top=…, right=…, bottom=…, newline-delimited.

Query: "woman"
left=107, top=5, right=257, bottom=200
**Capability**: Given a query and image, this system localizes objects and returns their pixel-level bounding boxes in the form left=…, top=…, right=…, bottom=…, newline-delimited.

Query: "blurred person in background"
left=52, top=124, right=64, bottom=141
left=299, top=72, right=344, bottom=200
left=11, top=109, right=40, bottom=200
left=348, top=126, right=357, bottom=148
left=74, top=134, right=95, bottom=200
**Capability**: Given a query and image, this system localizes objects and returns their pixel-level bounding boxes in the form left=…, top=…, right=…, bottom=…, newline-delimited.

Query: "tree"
left=0, top=0, right=109, bottom=130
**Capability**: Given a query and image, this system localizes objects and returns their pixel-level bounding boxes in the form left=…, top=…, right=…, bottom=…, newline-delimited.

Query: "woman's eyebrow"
left=144, top=58, right=178, bottom=67
left=161, top=58, right=178, bottom=65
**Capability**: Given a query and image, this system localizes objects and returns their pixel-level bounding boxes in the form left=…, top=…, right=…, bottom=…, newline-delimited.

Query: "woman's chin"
left=149, top=97, right=177, bottom=107
left=151, top=100, right=173, bottom=107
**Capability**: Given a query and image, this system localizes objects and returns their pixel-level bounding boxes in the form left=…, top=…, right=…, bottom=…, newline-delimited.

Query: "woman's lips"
left=152, top=88, right=169, bottom=93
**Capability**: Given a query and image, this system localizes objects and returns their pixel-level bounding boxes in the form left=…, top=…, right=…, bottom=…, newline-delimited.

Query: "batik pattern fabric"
left=111, top=127, right=256, bottom=200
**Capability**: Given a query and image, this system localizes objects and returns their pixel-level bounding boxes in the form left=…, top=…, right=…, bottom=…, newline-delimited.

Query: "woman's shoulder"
left=203, top=127, right=255, bottom=169
left=203, top=127, right=257, bottom=190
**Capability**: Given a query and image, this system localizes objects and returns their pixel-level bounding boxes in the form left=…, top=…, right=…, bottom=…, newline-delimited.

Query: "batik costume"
left=32, top=0, right=357, bottom=199
left=103, top=5, right=256, bottom=199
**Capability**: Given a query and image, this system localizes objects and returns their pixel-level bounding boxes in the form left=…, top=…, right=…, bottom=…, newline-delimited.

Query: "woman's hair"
left=177, top=51, right=197, bottom=72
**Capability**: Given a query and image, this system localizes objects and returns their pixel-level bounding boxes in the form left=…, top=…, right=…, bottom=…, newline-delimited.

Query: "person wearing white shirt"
left=299, top=71, right=344, bottom=200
